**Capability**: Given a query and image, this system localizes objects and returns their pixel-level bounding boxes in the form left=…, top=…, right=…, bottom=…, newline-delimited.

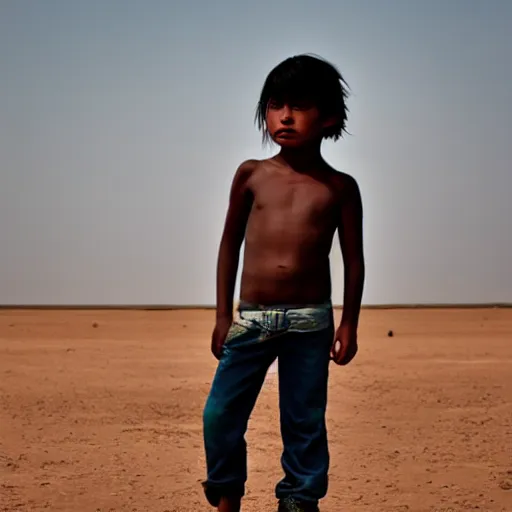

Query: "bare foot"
left=218, top=496, right=241, bottom=512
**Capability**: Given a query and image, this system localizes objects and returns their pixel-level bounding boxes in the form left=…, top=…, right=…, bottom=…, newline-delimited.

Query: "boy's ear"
left=322, top=115, right=339, bottom=130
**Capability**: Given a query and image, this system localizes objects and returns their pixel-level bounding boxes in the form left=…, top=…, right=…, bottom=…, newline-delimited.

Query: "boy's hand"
left=211, top=316, right=232, bottom=359
left=331, top=324, right=358, bottom=365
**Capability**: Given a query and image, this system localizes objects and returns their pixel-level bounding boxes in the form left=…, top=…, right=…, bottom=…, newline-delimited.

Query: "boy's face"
left=265, top=97, right=335, bottom=147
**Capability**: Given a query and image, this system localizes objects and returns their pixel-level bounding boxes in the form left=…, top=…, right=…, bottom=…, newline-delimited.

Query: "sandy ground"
left=0, top=308, right=511, bottom=512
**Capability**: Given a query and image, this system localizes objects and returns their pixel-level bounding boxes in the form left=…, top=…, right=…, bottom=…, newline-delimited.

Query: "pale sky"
left=1, top=0, right=511, bottom=306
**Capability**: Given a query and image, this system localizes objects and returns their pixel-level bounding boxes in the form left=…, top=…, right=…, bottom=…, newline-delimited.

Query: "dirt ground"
left=0, top=308, right=511, bottom=512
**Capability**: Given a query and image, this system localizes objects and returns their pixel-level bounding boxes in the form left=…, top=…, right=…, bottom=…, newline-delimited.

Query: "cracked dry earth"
left=1, top=308, right=511, bottom=512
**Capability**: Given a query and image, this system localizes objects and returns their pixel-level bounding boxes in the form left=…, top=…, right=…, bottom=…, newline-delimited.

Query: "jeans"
left=202, top=301, right=334, bottom=507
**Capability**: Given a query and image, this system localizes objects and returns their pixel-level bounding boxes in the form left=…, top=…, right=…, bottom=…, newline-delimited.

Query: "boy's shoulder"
left=234, top=158, right=261, bottom=176
left=231, top=158, right=274, bottom=187
left=234, top=158, right=272, bottom=175
left=228, top=159, right=268, bottom=197
left=325, top=166, right=361, bottom=199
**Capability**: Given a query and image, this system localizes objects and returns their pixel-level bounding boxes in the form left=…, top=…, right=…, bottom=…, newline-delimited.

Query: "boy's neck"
left=276, top=141, right=325, bottom=172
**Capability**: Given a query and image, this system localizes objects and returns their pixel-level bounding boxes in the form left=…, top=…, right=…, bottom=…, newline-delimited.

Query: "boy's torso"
left=239, top=157, right=350, bottom=307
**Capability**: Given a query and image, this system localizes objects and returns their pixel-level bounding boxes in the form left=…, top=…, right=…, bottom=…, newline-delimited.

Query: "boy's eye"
left=292, top=101, right=311, bottom=110
left=268, top=100, right=283, bottom=109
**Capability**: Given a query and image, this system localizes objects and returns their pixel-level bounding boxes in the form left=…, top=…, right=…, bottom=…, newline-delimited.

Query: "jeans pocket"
left=224, top=317, right=261, bottom=348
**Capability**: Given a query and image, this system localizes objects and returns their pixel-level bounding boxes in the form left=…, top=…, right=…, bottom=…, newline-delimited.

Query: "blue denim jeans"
left=202, top=301, right=334, bottom=507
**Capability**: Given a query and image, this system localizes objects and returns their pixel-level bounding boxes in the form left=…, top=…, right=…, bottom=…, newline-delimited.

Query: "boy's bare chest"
left=251, top=176, right=338, bottom=220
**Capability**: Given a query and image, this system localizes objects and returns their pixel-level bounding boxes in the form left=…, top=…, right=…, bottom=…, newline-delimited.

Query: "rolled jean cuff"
left=201, top=480, right=245, bottom=506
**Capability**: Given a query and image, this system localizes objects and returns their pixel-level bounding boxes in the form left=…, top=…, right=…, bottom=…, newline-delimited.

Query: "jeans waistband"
left=238, top=300, right=332, bottom=312
left=235, top=300, right=333, bottom=334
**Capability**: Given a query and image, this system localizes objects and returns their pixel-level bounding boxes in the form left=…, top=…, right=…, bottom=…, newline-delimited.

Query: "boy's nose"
left=280, top=106, right=294, bottom=124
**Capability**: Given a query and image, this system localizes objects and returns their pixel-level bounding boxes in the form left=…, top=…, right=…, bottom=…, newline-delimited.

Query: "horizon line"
left=0, top=303, right=511, bottom=311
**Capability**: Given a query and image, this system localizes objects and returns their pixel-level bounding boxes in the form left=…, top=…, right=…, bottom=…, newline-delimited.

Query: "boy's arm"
left=337, top=175, right=365, bottom=329
left=215, top=160, right=255, bottom=320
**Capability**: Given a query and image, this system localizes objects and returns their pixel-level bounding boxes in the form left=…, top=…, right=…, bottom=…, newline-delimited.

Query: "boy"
left=202, top=54, right=365, bottom=512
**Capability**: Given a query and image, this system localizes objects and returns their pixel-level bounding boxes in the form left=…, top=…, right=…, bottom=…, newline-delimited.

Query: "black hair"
left=255, top=54, right=350, bottom=144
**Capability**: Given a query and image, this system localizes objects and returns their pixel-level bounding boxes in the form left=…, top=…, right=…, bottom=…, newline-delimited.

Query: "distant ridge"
left=0, top=303, right=511, bottom=310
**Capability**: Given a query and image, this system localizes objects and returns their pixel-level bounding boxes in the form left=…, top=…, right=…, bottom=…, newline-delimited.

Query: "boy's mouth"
left=275, top=128, right=297, bottom=137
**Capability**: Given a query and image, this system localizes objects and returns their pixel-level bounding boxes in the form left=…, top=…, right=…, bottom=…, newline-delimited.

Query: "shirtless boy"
left=202, top=54, right=365, bottom=512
